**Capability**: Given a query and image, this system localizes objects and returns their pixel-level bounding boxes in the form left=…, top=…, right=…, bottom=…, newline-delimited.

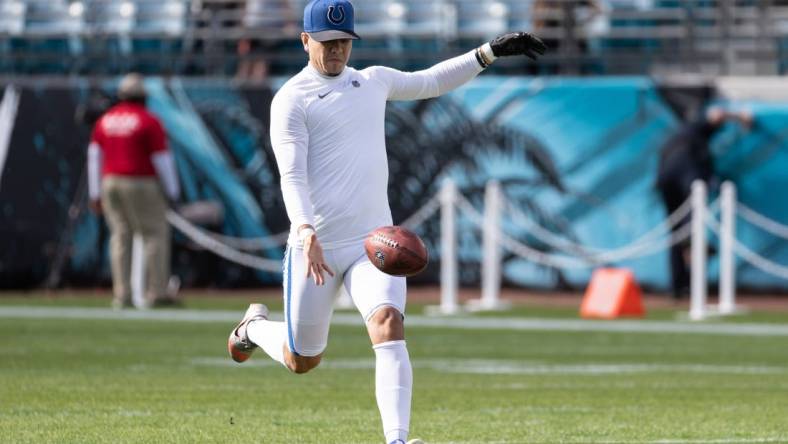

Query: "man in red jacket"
left=87, top=73, right=180, bottom=309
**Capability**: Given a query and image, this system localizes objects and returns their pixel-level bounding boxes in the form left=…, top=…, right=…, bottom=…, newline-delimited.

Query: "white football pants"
left=282, top=242, right=407, bottom=356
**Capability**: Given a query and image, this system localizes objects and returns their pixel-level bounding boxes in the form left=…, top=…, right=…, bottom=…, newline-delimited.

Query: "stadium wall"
left=0, top=76, right=786, bottom=291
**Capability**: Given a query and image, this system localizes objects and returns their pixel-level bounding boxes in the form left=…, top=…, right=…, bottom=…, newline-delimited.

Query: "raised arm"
left=374, top=32, right=546, bottom=101
left=372, top=51, right=483, bottom=101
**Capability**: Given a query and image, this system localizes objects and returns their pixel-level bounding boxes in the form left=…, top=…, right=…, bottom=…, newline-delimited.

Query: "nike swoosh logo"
left=318, top=90, right=333, bottom=99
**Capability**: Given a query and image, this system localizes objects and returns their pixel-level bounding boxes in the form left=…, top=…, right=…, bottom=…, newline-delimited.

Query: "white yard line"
left=1, top=306, right=788, bottom=336
left=192, top=357, right=788, bottom=375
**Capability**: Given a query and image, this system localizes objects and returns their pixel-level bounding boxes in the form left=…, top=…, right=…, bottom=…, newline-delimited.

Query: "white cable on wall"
left=707, top=212, right=788, bottom=281
left=165, top=191, right=444, bottom=272
left=401, top=193, right=442, bottom=230
left=166, top=210, right=283, bottom=272
left=507, top=196, right=689, bottom=252
left=457, top=190, right=688, bottom=267
left=209, top=230, right=290, bottom=251
left=504, top=194, right=692, bottom=263
left=737, top=203, right=788, bottom=240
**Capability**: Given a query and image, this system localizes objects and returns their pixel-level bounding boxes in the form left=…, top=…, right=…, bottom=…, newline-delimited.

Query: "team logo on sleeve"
left=327, top=5, right=346, bottom=25
left=352, top=80, right=360, bottom=88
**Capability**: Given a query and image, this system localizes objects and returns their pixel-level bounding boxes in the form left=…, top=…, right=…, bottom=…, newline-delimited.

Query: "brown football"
left=364, top=226, right=429, bottom=277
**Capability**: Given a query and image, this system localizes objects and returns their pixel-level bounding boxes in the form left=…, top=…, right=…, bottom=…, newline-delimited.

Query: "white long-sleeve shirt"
left=270, top=50, right=484, bottom=249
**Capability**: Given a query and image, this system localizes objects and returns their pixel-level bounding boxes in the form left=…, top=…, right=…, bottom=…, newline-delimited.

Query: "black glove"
left=489, top=32, right=546, bottom=60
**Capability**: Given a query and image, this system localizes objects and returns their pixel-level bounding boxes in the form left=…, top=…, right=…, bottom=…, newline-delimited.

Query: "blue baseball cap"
left=303, top=0, right=360, bottom=42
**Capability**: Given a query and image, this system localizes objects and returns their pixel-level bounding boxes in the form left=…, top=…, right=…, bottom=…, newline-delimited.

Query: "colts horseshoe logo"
left=327, top=5, right=346, bottom=25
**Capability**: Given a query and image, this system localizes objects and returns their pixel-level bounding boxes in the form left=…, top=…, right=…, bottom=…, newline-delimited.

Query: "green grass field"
left=1, top=291, right=787, bottom=443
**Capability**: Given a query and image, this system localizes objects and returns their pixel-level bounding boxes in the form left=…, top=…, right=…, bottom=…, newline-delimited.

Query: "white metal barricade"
left=690, top=180, right=708, bottom=321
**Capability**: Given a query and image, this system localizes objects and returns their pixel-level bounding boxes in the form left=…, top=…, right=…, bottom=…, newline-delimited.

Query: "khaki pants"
left=102, top=176, right=170, bottom=306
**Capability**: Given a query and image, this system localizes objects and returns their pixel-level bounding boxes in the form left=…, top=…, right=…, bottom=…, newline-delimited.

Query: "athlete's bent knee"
left=367, top=306, right=404, bottom=344
left=285, top=352, right=322, bottom=374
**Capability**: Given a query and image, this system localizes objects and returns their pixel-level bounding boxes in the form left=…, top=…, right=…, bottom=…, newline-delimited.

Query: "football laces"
left=372, top=234, right=399, bottom=249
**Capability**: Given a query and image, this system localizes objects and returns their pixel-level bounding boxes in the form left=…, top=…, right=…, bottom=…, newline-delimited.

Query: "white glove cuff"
left=481, top=42, right=497, bottom=63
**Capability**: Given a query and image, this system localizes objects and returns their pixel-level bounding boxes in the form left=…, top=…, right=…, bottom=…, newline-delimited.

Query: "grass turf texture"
left=1, top=293, right=787, bottom=443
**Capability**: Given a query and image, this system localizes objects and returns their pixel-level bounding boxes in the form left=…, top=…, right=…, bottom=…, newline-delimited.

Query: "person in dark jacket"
left=656, top=106, right=752, bottom=300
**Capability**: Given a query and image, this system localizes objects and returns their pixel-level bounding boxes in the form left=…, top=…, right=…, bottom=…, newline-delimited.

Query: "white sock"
left=373, top=340, right=412, bottom=443
left=246, top=319, right=287, bottom=366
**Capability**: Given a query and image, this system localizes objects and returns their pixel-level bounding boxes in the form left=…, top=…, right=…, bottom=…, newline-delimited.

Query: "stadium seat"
left=8, top=0, right=85, bottom=73
left=0, top=1, right=26, bottom=73
left=85, top=0, right=135, bottom=34
left=403, top=0, right=457, bottom=39
left=456, top=0, right=510, bottom=40
left=133, top=0, right=187, bottom=35
left=76, top=1, right=135, bottom=73
left=23, top=0, right=84, bottom=35
left=0, top=0, right=27, bottom=35
left=125, top=0, right=186, bottom=73
left=243, top=0, right=299, bottom=31
left=505, top=0, right=534, bottom=33
left=351, top=0, right=408, bottom=37
left=0, top=0, right=785, bottom=76
left=608, top=0, right=656, bottom=10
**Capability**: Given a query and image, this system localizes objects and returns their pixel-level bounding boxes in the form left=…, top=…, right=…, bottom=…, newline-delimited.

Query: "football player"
left=228, top=1, right=545, bottom=442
